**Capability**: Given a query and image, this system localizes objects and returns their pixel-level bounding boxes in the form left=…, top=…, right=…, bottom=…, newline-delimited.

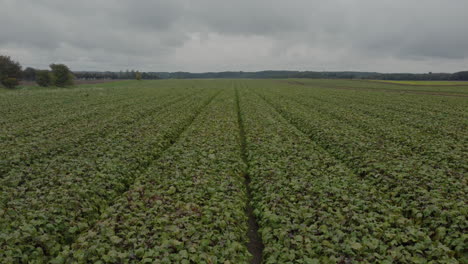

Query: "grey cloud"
left=1, top=0, right=467, bottom=72
left=186, top=0, right=309, bottom=35
left=118, top=1, right=186, bottom=30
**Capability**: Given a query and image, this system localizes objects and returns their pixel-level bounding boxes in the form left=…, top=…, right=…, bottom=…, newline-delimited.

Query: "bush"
left=50, top=64, right=74, bottom=87
left=2, top=78, right=19, bottom=88
left=36, top=70, right=53, bottom=87
left=0, top=55, right=22, bottom=88
left=135, top=71, right=142, bottom=80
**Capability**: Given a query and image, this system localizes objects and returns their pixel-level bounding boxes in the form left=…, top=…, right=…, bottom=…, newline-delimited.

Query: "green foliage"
left=135, top=71, right=142, bottom=80
left=451, top=71, right=468, bottom=80
left=22, top=67, right=37, bottom=81
left=50, top=64, right=74, bottom=87
left=62, top=90, right=250, bottom=263
left=372, top=80, right=468, bottom=86
left=0, top=79, right=466, bottom=263
left=0, top=55, right=22, bottom=88
left=1, top=77, right=19, bottom=88
left=36, top=70, right=54, bottom=87
left=242, top=79, right=466, bottom=262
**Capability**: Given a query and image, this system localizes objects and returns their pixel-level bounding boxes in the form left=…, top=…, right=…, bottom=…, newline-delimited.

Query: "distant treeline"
left=73, top=70, right=468, bottom=81
left=74, top=70, right=159, bottom=80
left=3, top=52, right=468, bottom=90
left=1, top=55, right=74, bottom=88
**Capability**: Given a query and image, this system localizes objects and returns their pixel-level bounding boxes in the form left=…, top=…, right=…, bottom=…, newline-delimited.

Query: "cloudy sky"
left=1, top=0, right=468, bottom=73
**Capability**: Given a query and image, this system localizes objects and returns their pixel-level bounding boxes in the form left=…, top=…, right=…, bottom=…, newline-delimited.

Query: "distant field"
left=0, top=79, right=466, bottom=263
left=288, top=78, right=468, bottom=95
left=369, top=80, right=468, bottom=86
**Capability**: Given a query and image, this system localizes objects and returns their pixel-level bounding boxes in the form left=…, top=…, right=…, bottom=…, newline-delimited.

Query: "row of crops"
left=0, top=79, right=466, bottom=263
left=245, top=80, right=467, bottom=263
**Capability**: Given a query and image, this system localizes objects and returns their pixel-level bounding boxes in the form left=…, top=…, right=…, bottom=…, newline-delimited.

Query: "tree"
left=50, top=64, right=74, bottom=87
left=36, top=70, right=53, bottom=87
left=23, top=67, right=37, bottom=81
left=451, top=71, right=468, bottom=80
left=135, top=71, right=142, bottom=80
left=0, top=55, right=22, bottom=88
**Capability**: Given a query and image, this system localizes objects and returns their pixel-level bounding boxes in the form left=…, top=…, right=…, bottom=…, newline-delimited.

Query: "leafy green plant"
left=0, top=79, right=466, bottom=263
left=0, top=55, right=22, bottom=89
left=36, top=70, right=53, bottom=87
left=49, top=64, right=74, bottom=87
left=1, top=77, right=19, bottom=88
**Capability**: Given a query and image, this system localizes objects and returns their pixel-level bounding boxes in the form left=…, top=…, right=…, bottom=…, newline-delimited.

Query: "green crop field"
left=369, top=80, right=468, bottom=86
left=0, top=79, right=467, bottom=263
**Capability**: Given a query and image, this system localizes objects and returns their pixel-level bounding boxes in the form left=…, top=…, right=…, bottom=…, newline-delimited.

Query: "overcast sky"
left=1, top=0, right=468, bottom=73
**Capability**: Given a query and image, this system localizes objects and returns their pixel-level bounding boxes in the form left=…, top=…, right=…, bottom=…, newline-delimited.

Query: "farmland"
left=370, top=80, right=468, bottom=86
left=0, top=79, right=467, bottom=263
